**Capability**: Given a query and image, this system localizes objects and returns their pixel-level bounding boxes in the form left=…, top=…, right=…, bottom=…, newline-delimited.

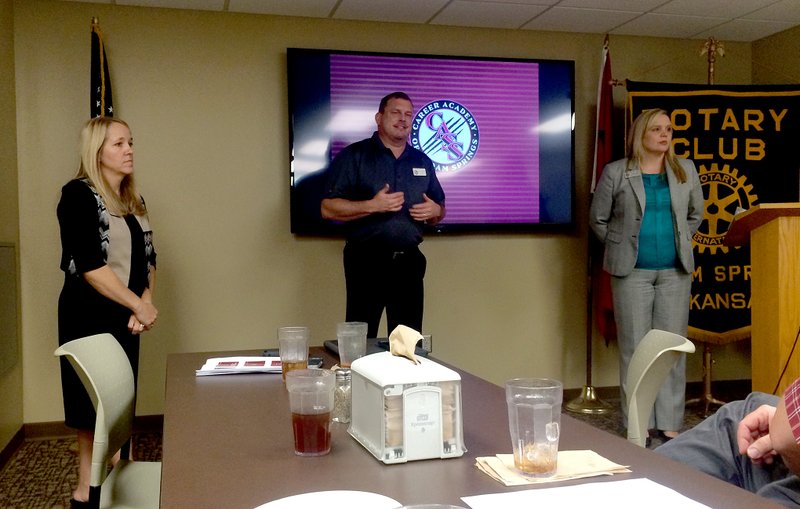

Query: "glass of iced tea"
left=505, top=377, right=562, bottom=477
left=285, top=369, right=335, bottom=456
left=278, top=326, right=309, bottom=381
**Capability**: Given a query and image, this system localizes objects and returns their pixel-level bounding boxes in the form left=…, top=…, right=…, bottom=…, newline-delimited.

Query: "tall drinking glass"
left=278, top=326, right=309, bottom=381
left=505, top=378, right=562, bottom=477
left=336, top=321, right=367, bottom=368
left=286, top=369, right=335, bottom=456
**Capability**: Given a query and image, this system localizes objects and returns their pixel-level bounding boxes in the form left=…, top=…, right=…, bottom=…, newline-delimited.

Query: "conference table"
left=160, top=348, right=781, bottom=508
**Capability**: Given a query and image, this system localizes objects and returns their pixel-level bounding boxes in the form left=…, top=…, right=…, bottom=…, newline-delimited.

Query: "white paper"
left=252, top=490, right=401, bottom=509
left=195, top=356, right=281, bottom=376
left=461, top=478, right=711, bottom=509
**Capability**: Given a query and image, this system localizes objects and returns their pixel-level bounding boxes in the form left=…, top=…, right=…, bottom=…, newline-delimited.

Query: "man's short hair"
left=378, top=92, right=412, bottom=113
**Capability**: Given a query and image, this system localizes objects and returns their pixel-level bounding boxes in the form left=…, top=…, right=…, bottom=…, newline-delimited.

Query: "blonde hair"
left=626, top=108, right=687, bottom=183
left=75, top=116, right=145, bottom=216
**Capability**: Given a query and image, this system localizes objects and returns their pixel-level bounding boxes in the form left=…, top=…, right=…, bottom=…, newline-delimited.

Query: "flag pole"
left=566, top=36, right=613, bottom=415
left=565, top=244, right=612, bottom=414
left=685, top=37, right=727, bottom=416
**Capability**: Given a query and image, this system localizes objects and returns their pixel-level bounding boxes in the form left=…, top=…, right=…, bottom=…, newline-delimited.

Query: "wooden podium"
left=725, top=203, right=800, bottom=394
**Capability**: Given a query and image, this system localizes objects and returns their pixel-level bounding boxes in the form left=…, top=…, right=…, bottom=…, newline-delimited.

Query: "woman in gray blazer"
left=590, top=108, right=704, bottom=441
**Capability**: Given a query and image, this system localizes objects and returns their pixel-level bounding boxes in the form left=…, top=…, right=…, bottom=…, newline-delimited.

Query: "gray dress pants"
left=612, top=267, right=691, bottom=431
left=657, top=392, right=800, bottom=508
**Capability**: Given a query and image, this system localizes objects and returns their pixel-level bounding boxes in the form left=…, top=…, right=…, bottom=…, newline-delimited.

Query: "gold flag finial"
left=700, top=37, right=725, bottom=85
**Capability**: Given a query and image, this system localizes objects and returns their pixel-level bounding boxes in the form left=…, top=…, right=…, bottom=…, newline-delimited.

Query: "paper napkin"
left=388, top=324, right=422, bottom=364
left=476, top=450, right=630, bottom=486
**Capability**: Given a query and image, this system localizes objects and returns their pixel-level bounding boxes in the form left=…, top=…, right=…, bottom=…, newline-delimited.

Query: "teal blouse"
left=636, top=173, right=677, bottom=269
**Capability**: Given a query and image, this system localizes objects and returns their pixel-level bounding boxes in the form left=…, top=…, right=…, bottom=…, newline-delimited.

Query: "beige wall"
left=753, top=25, right=800, bottom=85
left=0, top=0, right=22, bottom=452
left=11, top=0, right=765, bottom=431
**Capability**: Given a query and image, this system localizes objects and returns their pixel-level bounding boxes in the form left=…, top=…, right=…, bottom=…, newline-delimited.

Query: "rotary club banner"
left=627, top=81, right=800, bottom=341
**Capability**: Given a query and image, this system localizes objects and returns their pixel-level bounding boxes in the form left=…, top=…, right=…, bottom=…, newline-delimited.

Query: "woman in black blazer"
left=590, top=108, right=704, bottom=441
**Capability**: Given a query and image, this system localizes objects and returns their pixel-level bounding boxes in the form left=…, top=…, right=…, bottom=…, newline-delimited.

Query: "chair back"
left=626, top=329, right=695, bottom=447
left=55, top=333, right=135, bottom=488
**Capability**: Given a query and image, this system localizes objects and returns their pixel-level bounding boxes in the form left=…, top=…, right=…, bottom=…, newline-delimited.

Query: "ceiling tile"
left=115, top=0, right=225, bottom=10
left=558, top=0, right=664, bottom=10
left=333, top=0, right=450, bottom=24
left=431, top=0, right=549, bottom=29
left=522, top=6, right=640, bottom=34
left=58, top=0, right=110, bottom=4
left=654, top=0, right=777, bottom=18
left=742, top=0, right=800, bottom=22
left=468, top=0, right=559, bottom=3
left=694, top=18, right=799, bottom=41
left=52, top=0, right=800, bottom=42
left=611, top=12, right=727, bottom=38
left=228, top=0, right=337, bottom=18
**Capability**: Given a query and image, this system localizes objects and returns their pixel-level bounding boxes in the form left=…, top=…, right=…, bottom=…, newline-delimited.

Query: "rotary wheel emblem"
left=694, top=163, right=758, bottom=254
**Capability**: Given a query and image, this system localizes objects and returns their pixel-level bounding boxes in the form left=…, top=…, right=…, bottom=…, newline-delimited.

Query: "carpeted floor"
left=0, top=386, right=744, bottom=508
left=0, top=432, right=162, bottom=509
left=566, top=396, right=715, bottom=445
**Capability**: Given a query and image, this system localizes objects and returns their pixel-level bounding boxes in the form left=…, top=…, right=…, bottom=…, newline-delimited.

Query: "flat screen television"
left=287, top=48, right=575, bottom=235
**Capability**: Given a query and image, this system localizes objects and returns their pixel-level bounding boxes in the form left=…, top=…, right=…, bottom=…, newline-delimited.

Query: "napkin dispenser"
left=348, top=351, right=466, bottom=464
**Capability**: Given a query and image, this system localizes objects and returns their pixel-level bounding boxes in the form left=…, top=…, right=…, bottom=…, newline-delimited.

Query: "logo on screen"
left=411, top=101, right=479, bottom=173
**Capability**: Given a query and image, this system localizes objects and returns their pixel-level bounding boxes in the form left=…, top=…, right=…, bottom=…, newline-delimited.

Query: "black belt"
left=346, top=244, right=417, bottom=259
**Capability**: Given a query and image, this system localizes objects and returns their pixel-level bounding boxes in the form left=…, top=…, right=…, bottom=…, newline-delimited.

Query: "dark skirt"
left=58, top=275, right=141, bottom=430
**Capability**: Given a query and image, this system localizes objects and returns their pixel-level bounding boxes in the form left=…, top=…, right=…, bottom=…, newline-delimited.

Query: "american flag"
left=90, top=18, right=113, bottom=118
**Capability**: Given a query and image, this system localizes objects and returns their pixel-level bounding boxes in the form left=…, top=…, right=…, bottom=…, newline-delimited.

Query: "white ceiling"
left=60, top=0, right=800, bottom=42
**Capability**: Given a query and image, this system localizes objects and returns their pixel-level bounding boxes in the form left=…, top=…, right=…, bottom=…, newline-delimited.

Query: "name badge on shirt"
left=412, top=167, right=427, bottom=177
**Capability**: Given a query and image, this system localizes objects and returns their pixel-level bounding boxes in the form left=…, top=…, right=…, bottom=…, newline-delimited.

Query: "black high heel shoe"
left=69, top=497, right=91, bottom=509
left=645, top=429, right=676, bottom=448
left=656, top=430, right=675, bottom=442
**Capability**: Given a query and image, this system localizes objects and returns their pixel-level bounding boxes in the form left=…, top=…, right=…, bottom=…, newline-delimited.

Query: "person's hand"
left=371, top=184, right=404, bottom=213
left=737, top=404, right=777, bottom=464
left=131, top=300, right=158, bottom=334
left=409, top=193, right=442, bottom=223
left=128, top=315, right=145, bottom=335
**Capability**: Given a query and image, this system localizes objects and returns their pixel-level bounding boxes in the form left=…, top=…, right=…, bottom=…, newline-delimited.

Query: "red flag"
left=591, top=39, right=613, bottom=192
left=591, top=38, right=616, bottom=344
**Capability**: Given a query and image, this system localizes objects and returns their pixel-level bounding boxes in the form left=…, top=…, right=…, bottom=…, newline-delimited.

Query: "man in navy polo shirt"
left=321, top=91, right=446, bottom=338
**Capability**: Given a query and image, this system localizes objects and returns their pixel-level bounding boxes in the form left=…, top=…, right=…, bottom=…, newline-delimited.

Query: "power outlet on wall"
left=421, top=334, right=433, bottom=353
